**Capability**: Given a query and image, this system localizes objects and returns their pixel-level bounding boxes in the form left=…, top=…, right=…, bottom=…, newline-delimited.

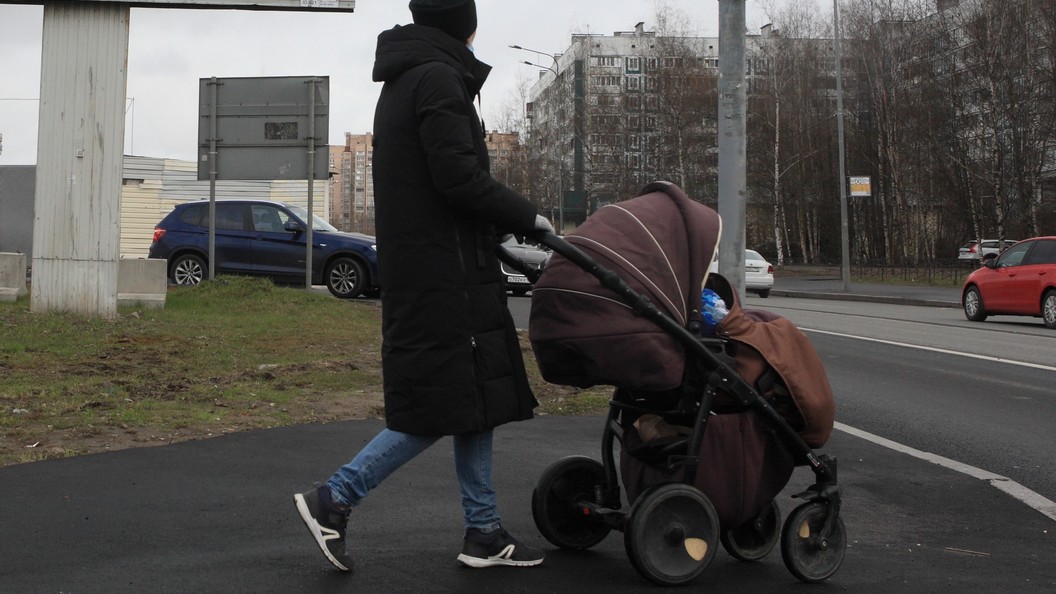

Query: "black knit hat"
left=409, top=0, right=477, bottom=42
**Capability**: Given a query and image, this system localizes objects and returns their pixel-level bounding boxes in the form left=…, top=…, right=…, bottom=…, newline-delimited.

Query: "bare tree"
left=933, top=0, right=1048, bottom=245
left=750, top=1, right=834, bottom=264
left=842, top=0, right=935, bottom=264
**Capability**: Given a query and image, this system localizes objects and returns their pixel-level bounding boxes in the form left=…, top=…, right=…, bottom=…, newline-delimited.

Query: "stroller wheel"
left=531, top=456, right=612, bottom=550
left=624, top=483, right=719, bottom=586
left=780, top=502, right=847, bottom=583
left=721, top=500, right=781, bottom=561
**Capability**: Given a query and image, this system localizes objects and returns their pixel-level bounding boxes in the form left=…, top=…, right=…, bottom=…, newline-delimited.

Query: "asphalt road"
left=2, top=417, right=1054, bottom=593
left=2, top=281, right=1054, bottom=592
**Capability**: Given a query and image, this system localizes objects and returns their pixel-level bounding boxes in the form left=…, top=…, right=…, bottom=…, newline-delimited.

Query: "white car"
left=958, top=239, right=1019, bottom=261
left=708, top=249, right=775, bottom=298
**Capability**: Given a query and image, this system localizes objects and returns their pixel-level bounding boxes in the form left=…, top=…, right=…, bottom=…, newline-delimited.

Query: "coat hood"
left=372, top=24, right=491, bottom=95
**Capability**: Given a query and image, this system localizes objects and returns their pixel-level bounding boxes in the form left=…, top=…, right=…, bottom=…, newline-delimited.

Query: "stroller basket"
left=522, top=182, right=845, bottom=587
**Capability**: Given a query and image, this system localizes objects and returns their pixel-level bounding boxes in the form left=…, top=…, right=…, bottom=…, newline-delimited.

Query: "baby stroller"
left=518, top=182, right=845, bottom=586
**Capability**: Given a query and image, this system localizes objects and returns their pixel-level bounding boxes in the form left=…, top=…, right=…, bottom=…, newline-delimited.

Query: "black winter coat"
left=371, top=24, right=539, bottom=435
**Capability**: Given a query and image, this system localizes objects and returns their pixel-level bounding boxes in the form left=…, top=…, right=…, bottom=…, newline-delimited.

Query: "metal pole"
left=208, top=77, right=218, bottom=282
left=717, top=0, right=748, bottom=302
left=834, top=0, right=850, bottom=291
left=306, top=78, right=317, bottom=291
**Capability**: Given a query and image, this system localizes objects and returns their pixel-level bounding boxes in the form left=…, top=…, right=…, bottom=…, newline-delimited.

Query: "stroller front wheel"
left=532, top=456, right=612, bottom=550
left=780, top=501, right=847, bottom=583
left=624, top=483, right=720, bottom=586
left=720, top=499, right=781, bottom=561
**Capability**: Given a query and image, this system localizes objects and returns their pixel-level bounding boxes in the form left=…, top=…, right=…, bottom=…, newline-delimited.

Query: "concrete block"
left=0, top=252, right=29, bottom=302
left=118, top=258, right=167, bottom=309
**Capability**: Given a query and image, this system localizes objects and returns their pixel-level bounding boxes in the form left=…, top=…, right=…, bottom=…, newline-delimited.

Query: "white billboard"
left=8, top=1, right=354, bottom=11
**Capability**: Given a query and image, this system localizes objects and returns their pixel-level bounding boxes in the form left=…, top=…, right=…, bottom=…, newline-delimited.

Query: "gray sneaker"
left=457, top=528, right=545, bottom=568
left=293, top=484, right=353, bottom=572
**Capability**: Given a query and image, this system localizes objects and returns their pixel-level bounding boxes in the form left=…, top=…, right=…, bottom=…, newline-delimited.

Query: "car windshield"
left=287, top=205, right=338, bottom=233
left=996, top=241, right=1031, bottom=267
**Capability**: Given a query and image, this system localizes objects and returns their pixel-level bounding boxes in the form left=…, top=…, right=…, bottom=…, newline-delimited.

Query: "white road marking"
left=802, top=328, right=1056, bottom=373
left=796, top=327, right=1056, bottom=520
left=836, top=422, right=1056, bottom=522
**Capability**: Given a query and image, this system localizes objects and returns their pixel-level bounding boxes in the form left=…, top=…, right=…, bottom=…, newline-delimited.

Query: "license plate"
left=508, top=276, right=529, bottom=284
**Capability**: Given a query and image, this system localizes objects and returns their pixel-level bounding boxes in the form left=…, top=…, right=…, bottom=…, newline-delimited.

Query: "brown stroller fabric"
left=529, top=182, right=721, bottom=391
left=620, top=406, right=796, bottom=529
left=620, top=274, right=835, bottom=527
left=706, top=273, right=836, bottom=448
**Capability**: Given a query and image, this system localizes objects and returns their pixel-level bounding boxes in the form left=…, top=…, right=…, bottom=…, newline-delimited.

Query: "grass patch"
left=0, top=276, right=610, bottom=467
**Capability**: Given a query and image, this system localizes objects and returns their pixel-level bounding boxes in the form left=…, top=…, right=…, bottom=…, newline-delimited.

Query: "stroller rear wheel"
left=780, top=501, right=846, bottom=583
left=532, top=456, right=612, bottom=550
left=624, top=483, right=720, bottom=586
left=720, top=499, right=781, bottom=561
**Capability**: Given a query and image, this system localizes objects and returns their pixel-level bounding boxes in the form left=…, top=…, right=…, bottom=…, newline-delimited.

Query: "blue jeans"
left=326, top=428, right=500, bottom=533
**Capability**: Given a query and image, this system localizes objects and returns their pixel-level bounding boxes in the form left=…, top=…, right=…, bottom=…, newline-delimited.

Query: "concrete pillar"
left=31, top=1, right=130, bottom=318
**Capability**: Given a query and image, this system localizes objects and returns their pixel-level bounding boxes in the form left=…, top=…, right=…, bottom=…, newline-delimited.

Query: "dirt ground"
left=1, top=351, right=604, bottom=467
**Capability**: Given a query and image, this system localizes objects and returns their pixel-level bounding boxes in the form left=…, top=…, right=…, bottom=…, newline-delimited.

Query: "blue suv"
left=148, top=200, right=378, bottom=299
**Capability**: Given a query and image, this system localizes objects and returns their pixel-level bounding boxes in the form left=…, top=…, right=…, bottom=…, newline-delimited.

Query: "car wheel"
left=963, top=285, right=987, bottom=322
left=326, top=257, right=366, bottom=299
left=170, top=254, right=206, bottom=286
left=756, top=289, right=771, bottom=298
left=1043, top=289, right=1056, bottom=329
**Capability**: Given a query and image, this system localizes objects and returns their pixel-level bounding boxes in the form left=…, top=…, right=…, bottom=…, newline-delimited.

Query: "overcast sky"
left=0, top=0, right=818, bottom=165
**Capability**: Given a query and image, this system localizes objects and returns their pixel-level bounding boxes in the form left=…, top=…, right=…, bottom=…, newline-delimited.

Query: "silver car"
left=499, top=236, right=549, bottom=296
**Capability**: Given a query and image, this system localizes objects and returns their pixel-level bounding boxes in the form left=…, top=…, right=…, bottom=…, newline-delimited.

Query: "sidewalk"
left=772, top=273, right=962, bottom=308
left=1, top=417, right=1053, bottom=593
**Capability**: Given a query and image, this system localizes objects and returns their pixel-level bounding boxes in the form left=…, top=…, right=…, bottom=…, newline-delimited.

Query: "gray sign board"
left=197, top=76, right=329, bottom=181
left=0, top=166, right=35, bottom=257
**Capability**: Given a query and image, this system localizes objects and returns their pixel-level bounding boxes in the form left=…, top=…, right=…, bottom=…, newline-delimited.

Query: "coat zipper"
left=457, top=229, right=486, bottom=417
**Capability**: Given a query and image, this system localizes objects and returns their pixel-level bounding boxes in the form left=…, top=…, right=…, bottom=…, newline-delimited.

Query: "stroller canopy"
left=529, top=182, right=721, bottom=390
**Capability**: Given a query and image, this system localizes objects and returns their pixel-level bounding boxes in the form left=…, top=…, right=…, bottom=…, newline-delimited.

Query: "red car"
left=962, top=236, right=1056, bottom=329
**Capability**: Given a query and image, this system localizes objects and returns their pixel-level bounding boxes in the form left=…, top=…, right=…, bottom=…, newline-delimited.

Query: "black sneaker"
left=457, top=528, right=545, bottom=568
left=293, top=484, right=353, bottom=572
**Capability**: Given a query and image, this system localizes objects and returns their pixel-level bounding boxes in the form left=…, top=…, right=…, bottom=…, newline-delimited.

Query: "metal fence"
left=851, top=259, right=976, bottom=284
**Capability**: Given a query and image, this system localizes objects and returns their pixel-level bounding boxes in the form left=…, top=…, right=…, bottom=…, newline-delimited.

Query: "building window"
left=627, top=76, right=641, bottom=91
left=591, top=75, right=622, bottom=86
left=626, top=57, right=642, bottom=73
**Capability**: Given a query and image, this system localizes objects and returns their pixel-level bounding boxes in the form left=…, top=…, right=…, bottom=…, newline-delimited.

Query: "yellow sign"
left=849, top=176, right=871, bottom=197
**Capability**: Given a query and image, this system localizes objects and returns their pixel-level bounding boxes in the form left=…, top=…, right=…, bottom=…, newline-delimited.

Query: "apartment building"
left=524, top=22, right=780, bottom=222
left=329, top=133, right=375, bottom=234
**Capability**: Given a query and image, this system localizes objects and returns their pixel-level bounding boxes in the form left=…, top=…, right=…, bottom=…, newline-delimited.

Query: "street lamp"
left=833, top=0, right=850, bottom=291
left=512, top=44, right=565, bottom=233
left=509, top=44, right=558, bottom=65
